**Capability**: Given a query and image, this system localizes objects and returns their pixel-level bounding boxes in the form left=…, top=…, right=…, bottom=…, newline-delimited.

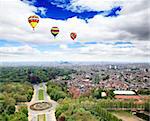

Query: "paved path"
left=28, top=83, right=58, bottom=121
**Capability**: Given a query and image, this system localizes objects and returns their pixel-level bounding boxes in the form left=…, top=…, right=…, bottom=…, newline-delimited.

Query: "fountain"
left=30, top=102, right=52, bottom=111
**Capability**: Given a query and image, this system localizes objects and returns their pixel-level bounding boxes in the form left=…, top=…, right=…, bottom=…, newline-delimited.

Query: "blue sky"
left=0, top=0, right=149, bottom=62
left=31, top=0, right=122, bottom=20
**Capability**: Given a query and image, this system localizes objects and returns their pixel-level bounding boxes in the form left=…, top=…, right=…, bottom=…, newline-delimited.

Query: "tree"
left=93, top=74, right=100, bottom=84
left=6, top=105, right=15, bottom=115
left=0, top=112, right=9, bottom=121
left=92, top=89, right=103, bottom=99
left=9, top=112, right=28, bottom=121
left=4, top=96, right=16, bottom=108
left=107, top=90, right=115, bottom=99
left=13, top=94, right=27, bottom=102
left=18, top=106, right=28, bottom=117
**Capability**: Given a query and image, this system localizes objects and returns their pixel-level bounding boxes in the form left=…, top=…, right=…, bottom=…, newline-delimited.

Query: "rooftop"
left=113, top=90, right=136, bottom=95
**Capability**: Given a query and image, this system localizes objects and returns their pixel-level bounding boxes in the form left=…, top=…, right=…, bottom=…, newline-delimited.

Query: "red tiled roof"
left=115, top=95, right=141, bottom=100
left=69, top=86, right=80, bottom=99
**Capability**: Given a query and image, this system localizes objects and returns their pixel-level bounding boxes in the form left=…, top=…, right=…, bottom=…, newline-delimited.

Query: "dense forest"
left=55, top=98, right=122, bottom=121
left=0, top=105, right=28, bottom=121
left=0, top=67, right=76, bottom=121
left=47, top=82, right=69, bottom=101
left=0, top=82, right=33, bottom=121
left=0, top=67, right=76, bottom=83
left=55, top=98, right=149, bottom=121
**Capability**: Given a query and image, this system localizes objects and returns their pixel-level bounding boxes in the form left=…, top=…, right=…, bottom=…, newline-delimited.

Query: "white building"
left=113, top=90, right=136, bottom=95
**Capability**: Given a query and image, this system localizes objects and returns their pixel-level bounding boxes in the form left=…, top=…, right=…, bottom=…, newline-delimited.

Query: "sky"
left=0, top=0, right=149, bottom=62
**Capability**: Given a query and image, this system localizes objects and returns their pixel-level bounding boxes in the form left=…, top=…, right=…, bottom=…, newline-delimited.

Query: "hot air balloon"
left=28, top=15, right=39, bottom=31
left=51, top=27, right=59, bottom=38
left=70, top=32, right=77, bottom=40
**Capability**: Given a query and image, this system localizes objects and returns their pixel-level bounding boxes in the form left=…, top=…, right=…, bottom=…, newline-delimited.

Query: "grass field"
left=38, top=89, right=44, bottom=100
left=40, top=83, right=43, bottom=87
left=111, top=111, right=144, bottom=121
left=38, top=114, right=46, bottom=121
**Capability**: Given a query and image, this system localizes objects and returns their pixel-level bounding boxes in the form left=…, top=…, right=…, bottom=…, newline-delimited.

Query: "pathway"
left=28, top=83, right=58, bottom=121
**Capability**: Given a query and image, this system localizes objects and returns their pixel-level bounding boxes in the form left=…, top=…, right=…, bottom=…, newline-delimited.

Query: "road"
left=28, top=83, right=58, bottom=121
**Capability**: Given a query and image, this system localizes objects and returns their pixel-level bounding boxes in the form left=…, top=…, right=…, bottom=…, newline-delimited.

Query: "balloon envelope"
left=70, top=32, right=77, bottom=40
left=51, top=27, right=59, bottom=37
left=28, top=15, right=39, bottom=30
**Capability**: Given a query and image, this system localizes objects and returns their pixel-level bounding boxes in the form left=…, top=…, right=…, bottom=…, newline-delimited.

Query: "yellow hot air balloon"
left=51, top=27, right=59, bottom=38
left=28, top=15, right=39, bottom=31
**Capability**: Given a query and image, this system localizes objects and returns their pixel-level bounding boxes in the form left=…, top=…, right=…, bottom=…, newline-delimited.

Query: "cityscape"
left=0, top=0, right=149, bottom=121
left=0, top=62, right=150, bottom=121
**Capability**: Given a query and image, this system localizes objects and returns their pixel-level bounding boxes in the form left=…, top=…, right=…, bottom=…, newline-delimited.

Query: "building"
left=113, top=90, right=142, bottom=100
left=113, top=90, right=136, bottom=95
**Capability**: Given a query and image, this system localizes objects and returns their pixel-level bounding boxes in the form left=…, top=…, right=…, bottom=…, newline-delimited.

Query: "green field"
left=40, top=83, right=43, bottom=87
left=110, top=111, right=143, bottom=121
left=38, top=89, right=44, bottom=100
left=38, top=114, right=46, bottom=121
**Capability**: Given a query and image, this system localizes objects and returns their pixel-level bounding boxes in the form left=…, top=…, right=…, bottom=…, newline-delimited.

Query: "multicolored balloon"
left=51, top=27, right=59, bottom=38
left=28, top=15, right=39, bottom=31
left=70, top=32, right=77, bottom=40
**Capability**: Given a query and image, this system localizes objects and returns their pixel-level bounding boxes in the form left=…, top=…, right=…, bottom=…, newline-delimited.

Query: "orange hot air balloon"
left=70, top=32, right=77, bottom=40
left=28, top=15, right=39, bottom=31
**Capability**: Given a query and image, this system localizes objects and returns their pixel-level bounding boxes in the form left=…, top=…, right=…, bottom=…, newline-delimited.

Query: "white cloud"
left=21, top=0, right=36, bottom=5
left=37, top=7, right=47, bottom=16
left=0, top=45, right=40, bottom=55
left=59, top=44, right=68, bottom=50
left=51, top=0, right=123, bottom=13
left=51, top=0, right=148, bottom=14
left=66, top=0, right=122, bottom=12
left=0, top=43, right=149, bottom=62
left=79, top=42, right=149, bottom=56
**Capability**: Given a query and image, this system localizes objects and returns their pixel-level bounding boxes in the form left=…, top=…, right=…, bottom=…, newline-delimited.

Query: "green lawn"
left=38, top=114, right=46, bottom=121
left=110, top=111, right=143, bottom=121
left=40, top=83, right=43, bottom=87
left=38, top=89, right=44, bottom=100
left=110, top=110, right=132, bottom=116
